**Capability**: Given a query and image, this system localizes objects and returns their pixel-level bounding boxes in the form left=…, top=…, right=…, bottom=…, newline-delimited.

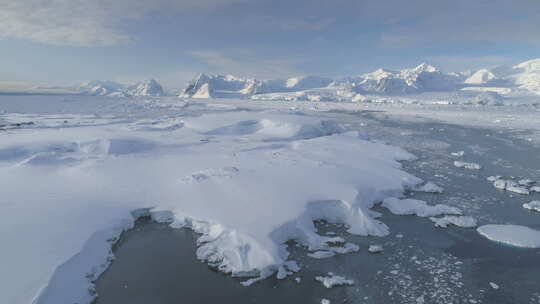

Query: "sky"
left=1, top=0, right=540, bottom=92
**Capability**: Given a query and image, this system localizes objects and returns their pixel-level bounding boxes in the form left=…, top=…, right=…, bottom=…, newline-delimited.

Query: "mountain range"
left=180, top=58, right=540, bottom=101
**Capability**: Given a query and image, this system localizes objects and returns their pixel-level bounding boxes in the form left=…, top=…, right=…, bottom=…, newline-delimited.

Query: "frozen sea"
left=1, top=95, right=539, bottom=304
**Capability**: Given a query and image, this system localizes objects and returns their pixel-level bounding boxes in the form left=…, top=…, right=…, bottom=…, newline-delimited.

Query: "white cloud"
left=0, top=0, right=248, bottom=46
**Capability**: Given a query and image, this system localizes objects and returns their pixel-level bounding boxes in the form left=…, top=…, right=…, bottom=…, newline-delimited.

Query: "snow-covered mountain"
left=510, top=58, right=540, bottom=94
left=464, top=69, right=499, bottom=85
left=351, top=63, right=460, bottom=95
left=77, top=79, right=165, bottom=97
left=461, top=58, right=540, bottom=95
left=179, top=58, right=540, bottom=101
left=125, top=79, right=164, bottom=97
left=180, top=64, right=463, bottom=99
left=77, top=80, right=124, bottom=96
left=180, top=74, right=333, bottom=98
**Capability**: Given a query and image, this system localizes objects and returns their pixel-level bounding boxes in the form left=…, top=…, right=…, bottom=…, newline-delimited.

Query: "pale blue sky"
left=1, top=0, right=540, bottom=91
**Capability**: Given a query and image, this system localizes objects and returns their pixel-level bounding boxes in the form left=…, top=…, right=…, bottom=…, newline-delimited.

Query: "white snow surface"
left=0, top=98, right=422, bottom=304
left=477, top=225, right=540, bottom=248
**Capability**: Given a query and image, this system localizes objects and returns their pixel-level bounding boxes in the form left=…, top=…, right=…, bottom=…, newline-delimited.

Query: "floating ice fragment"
left=523, top=201, right=540, bottom=212
left=315, top=273, right=354, bottom=288
left=430, top=216, right=477, bottom=228
left=506, top=184, right=530, bottom=195
left=530, top=186, right=540, bottom=193
left=477, top=224, right=540, bottom=248
left=308, top=251, right=336, bottom=259
left=489, top=282, right=499, bottom=290
left=450, top=151, right=465, bottom=157
left=518, top=179, right=535, bottom=186
left=492, top=179, right=530, bottom=194
left=493, top=179, right=508, bottom=190
left=453, top=161, right=481, bottom=170
left=326, top=242, right=360, bottom=254
left=382, top=197, right=461, bottom=217
left=368, top=245, right=383, bottom=253
left=487, top=175, right=501, bottom=182
left=321, top=299, right=331, bottom=304
left=415, top=182, right=443, bottom=193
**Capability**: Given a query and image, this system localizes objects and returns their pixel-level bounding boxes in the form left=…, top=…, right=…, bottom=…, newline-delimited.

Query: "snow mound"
left=477, top=224, right=540, bottom=248
left=381, top=197, right=461, bottom=217
left=204, top=119, right=345, bottom=140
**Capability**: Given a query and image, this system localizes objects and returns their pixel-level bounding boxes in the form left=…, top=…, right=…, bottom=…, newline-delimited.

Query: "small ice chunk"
left=276, top=266, right=290, bottom=279
left=321, top=299, right=331, bottom=304
left=518, top=179, right=534, bottom=186
left=416, top=182, right=444, bottom=193
left=489, top=282, right=500, bottom=290
left=416, top=295, right=425, bottom=303
left=492, top=179, right=529, bottom=194
left=430, top=216, right=477, bottom=228
left=451, top=151, right=465, bottom=157
left=454, top=161, right=481, bottom=170
left=284, top=260, right=300, bottom=272
left=487, top=175, right=501, bottom=182
left=493, top=179, right=508, bottom=190
left=506, top=184, right=530, bottom=195
left=315, top=273, right=354, bottom=288
left=368, top=245, right=383, bottom=253
left=382, top=197, right=462, bottom=217
left=295, top=277, right=301, bottom=283
left=530, top=186, right=540, bottom=193
left=523, top=201, right=540, bottom=212
left=308, top=251, right=336, bottom=259
left=477, top=224, right=540, bottom=248
left=327, top=242, right=360, bottom=254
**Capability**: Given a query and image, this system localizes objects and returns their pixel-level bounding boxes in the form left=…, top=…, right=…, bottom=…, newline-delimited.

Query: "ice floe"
left=477, top=224, right=540, bottom=248
left=490, top=176, right=534, bottom=195
left=381, top=197, right=461, bottom=217
left=429, top=216, right=477, bottom=228
left=523, top=201, right=540, bottom=212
